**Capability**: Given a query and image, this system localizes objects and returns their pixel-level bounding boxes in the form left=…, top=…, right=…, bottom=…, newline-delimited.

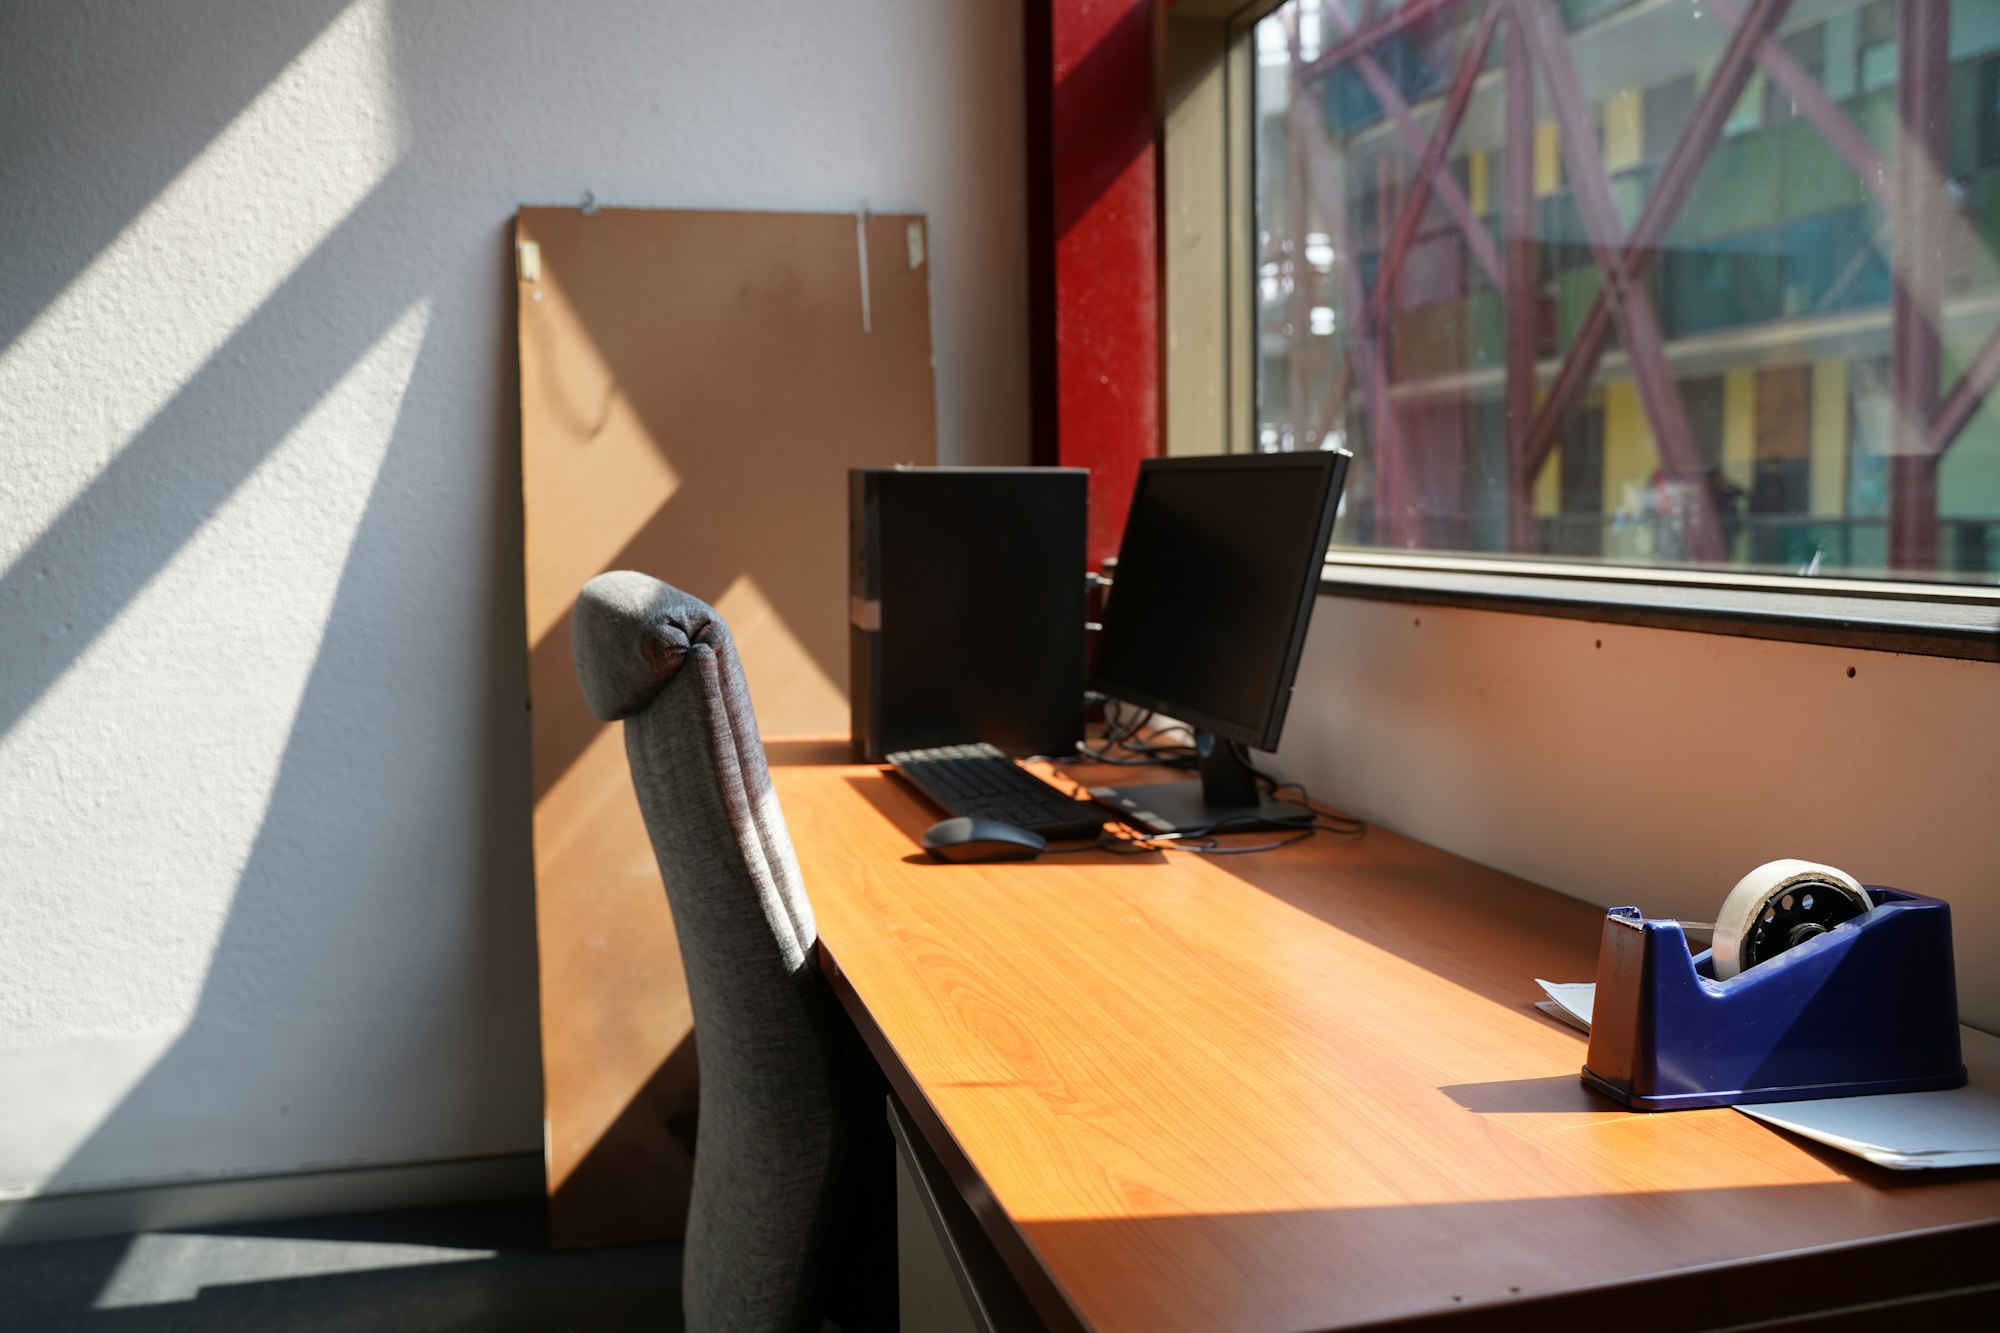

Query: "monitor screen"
left=1087, top=451, right=1348, bottom=751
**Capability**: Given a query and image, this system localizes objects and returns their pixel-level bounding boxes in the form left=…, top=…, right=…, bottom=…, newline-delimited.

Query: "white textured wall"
left=0, top=0, right=1026, bottom=1201
left=1277, top=598, right=2000, bottom=1033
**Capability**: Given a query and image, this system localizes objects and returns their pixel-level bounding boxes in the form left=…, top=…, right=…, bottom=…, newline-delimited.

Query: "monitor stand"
left=1087, top=733, right=1312, bottom=837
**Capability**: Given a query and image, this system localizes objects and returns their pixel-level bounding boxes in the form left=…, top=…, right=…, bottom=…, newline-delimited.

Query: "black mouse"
left=921, top=816, right=1047, bottom=863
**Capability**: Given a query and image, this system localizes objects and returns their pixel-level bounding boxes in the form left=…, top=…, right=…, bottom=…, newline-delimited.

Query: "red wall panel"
left=1026, top=0, right=1161, bottom=567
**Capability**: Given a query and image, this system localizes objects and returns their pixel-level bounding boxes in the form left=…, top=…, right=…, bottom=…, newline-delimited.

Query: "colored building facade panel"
left=1255, top=0, right=2000, bottom=581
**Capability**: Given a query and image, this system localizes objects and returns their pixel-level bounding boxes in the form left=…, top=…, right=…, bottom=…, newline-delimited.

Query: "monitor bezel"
left=1086, top=449, right=1350, bottom=753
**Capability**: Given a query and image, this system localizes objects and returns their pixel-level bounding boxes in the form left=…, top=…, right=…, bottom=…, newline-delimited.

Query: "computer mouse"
left=921, top=816, right=1047, bottom=863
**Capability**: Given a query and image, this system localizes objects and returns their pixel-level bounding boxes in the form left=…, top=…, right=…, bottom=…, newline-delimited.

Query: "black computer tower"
left=850, top=467, right=1088, bottom=761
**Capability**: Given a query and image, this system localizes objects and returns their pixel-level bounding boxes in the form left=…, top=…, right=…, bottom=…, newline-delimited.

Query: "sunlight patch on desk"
left=1005, top=1167, right=1871, bottom=1229
left=1189, top=841, right=1611, bottom=1025
left=0, top=0, right=404, bottom=573
left=942, top=1061, right=1852, bottom=1222
left=93, top=1231, right=493, bottom=1309
left=841, top=863, right=1845, bottom=1220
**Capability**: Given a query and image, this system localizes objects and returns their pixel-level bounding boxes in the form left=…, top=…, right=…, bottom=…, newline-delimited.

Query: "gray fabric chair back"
left=573, top=571, right=850, bottom=1333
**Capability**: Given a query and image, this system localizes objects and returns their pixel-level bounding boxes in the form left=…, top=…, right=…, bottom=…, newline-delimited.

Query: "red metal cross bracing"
left=1360, top=0, right=1508, bottom=330
left=1707, top=0, right=2000, bottom=465
left=1502, top=5, right=1536, bottom=551
left=1300, top=0, right=1469, bottom=86
left=1513, top=0, right=1790, bottom=562
left=1280, top=0, right=1990, bottom=571
left=1297, top=0, right=1505, bottom=488
left=1286, top=22, right=1335, bottom=456
left=1889, top=0, right=1948, bottom=571
left=1289, top=0, right=1785, bottom=566
left=1517, top=0, right=1746, bottom=564
left=1325, top=0, right=1506, bottom=291
left=1933, top=327, right=2000, bottom=456
left=1288, top=34, right=1407, bottom=536
left=1705, top=0, right=1888, bottom=207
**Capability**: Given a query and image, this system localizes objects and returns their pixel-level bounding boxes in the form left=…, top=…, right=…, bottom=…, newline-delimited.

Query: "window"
left=1252, top=0, right=2000, bottom=587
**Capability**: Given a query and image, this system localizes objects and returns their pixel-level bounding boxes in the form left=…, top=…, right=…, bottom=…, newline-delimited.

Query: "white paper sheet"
left=1534, top=999, right=1590, bottom=1033
left=1531, top=980, right=2000, bottom=1170
left=1532, top=978, right=1595, bottom=1028
left=1739, top=1029, right=2000, bottom=1169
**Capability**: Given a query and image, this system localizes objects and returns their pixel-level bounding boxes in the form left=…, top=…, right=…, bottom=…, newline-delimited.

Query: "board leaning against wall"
left=516, top=205, right=937, bottom=1247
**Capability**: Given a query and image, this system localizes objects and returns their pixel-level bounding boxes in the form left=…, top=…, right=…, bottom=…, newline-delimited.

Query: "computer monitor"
left=1086, top=449, right=1350, bottom=835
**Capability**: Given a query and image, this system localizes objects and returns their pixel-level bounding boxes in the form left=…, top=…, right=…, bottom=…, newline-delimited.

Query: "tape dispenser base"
left=1580, top=885, right=1965, bottom=1112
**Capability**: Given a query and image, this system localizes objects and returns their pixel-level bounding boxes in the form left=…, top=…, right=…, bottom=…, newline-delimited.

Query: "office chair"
left=572, top=571, right=880, bottom=1333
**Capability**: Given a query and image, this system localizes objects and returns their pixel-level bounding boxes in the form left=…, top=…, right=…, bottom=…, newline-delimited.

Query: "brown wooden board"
left=516, top=207, right=936, bottom=1247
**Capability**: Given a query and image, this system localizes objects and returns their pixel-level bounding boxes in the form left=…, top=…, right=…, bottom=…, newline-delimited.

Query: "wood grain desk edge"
left=821, top=943, right=1091, bottom=1333
left=818, top=941, right=2000, bottom=1333
left=1470, top=1218, right=2000, bottom=1333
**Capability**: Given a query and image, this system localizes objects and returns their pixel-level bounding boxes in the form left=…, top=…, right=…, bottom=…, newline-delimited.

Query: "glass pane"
left=1254, top=0, right=2000, bottom=583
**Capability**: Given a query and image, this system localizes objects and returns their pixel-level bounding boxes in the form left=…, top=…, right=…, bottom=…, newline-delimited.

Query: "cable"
left=1069, top=699, right=1201, bottom=767
left=1036, top=803, right=1348, bottom=858
left=1170, top=828, right=1319, bottom=855
left=1047, top=717, right=1368, bottom=856
left=1040, top=826, right=1318, bottom=857
left=1237, top=747, right=1366, bottom=837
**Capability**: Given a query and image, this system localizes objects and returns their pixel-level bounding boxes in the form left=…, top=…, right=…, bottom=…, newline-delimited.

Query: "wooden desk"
left=767, top=742, right=2000, bottom=1332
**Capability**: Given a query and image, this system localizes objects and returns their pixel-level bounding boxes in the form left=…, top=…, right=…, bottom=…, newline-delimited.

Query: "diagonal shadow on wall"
left=2, top=0, right=1015, bottom=1312
left=1, top=210, right=543, bottom=1301
left=0, top=0, right=356, bottom=356
left=0, top=168, right=422, bottom=745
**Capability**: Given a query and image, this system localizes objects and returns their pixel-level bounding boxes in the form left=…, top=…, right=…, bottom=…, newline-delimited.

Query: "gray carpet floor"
left=0, top=1199, right=683, bottom=1332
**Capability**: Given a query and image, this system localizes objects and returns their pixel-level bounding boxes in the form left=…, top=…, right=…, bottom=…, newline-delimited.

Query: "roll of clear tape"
left=1712, top=859, right=1872, bottom=980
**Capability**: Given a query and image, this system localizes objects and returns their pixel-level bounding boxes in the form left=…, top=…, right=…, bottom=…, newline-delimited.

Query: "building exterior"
left=1256, top=0, right=2000, bottom=580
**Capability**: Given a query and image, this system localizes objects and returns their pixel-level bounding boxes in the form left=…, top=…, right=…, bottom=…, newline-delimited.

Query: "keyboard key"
left=887, top=743, right=1104, bottom=841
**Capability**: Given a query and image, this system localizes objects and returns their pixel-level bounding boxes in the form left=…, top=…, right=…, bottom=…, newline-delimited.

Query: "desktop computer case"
left=849, top=467, right=1088, bottom=761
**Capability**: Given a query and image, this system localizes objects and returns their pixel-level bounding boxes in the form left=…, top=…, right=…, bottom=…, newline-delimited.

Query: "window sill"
left=1318, top=553, right=2000, bottom=663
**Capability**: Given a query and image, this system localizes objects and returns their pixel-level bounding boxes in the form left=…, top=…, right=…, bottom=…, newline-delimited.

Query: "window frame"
left=1161, top=0, right=2000, bottom=661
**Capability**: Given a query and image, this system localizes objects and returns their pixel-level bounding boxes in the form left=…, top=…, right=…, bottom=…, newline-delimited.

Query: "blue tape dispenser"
left=1581, top=859, right=1965, bottom=1111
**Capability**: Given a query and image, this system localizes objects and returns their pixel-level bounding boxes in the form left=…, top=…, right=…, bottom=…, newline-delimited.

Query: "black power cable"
left=1041, top=726, right=1367, bottom=857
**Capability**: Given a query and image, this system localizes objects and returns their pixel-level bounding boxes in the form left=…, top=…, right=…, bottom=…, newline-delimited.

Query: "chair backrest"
left=572, top=571, right=849, bottom=1333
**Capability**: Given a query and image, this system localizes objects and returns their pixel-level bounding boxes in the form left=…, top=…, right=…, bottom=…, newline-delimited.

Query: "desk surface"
left=769, top=742, right=2000, bottom=1332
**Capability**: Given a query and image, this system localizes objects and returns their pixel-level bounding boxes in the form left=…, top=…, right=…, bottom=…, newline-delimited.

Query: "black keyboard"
left=887, top=743, right=1105, bottom=840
